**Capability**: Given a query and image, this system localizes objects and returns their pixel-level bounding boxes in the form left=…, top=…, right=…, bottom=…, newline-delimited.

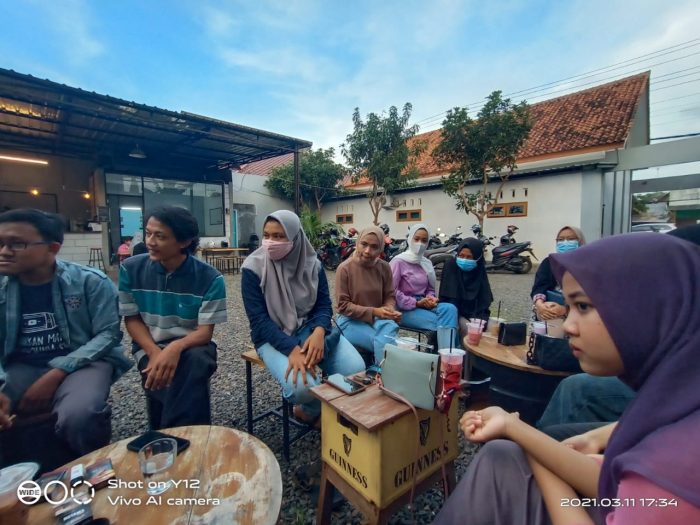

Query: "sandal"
left=292, top=405, right=321, bottom=429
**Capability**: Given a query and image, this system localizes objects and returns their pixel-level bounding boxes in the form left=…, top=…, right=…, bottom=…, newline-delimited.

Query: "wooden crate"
left=315, top=383, right=458, bottom=508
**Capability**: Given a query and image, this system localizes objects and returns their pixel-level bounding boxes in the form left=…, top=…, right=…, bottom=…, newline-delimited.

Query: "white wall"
left=322, top=172, right=596, bottom=258
left=231, top=172, right=293, bottom=236
left=58, top=233, right=103, bottom=266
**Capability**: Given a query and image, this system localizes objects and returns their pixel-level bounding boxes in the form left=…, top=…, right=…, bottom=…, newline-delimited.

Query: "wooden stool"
left=241, top=350, right=314, bottom=461
left=88, top=247, right=106, bottom=271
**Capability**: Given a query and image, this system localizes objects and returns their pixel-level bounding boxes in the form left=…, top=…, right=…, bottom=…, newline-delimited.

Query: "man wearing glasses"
left=0, top=208, right=131, bottom=456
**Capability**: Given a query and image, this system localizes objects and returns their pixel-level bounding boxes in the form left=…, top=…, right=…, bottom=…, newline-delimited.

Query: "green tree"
left=432, top=91, right=532, bottom=227
left=342, top=103, right=424, bottom=225
left=264, top=148, right=346, bottom=213
left=299, top=205, right=343, bottom=250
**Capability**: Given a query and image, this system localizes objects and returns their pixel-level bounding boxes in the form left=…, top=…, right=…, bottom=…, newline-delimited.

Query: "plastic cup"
left=438, top=348, right=466, bottom=383
left=0, top=462, right=39, bottom=525
left=546, top=319, right=565, bottom=338
left=488, top=317, right=505, bottom=337
left=531, top=321, right=547, bottom=335
left=468, top=319, right=486, bottom=332
left=395, top=337, right=419, bottom=351
left=139, top=438, right=177, bottom=496
left=467, top=322, right=483, bottom=346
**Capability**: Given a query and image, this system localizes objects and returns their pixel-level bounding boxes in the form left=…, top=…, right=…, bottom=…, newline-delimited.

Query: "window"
left=487, top=202, right=528, bottom=218
left=506, top=202, right=528, bottom=217
left=396, top=209, right=422, bottom=222
left=336, top=214, right=353, bottom=224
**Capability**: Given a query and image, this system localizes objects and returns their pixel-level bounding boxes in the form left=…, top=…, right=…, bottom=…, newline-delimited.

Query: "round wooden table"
left=27, top=426, right=282, bottom=525
left=465, top=334, right=573, bottom=424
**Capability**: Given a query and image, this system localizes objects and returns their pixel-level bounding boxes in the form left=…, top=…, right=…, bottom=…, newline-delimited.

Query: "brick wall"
left=59, top=233, right=104, bottom=267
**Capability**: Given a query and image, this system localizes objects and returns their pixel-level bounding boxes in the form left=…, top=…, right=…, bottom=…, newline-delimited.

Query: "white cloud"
left=33, top=0, right=105, bottom=64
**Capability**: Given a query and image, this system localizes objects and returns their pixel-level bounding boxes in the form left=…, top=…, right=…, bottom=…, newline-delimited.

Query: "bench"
left=241, top=349, right=314, bottom=461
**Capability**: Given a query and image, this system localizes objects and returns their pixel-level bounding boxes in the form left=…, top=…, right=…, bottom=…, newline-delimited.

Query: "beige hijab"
left=557, top=225, right=587, bottom=245
left=354, top=226, right=385, bottom=265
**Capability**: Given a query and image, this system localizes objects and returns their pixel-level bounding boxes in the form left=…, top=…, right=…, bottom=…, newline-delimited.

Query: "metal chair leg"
left=282, top=398, right=291, bottom=462
left=246, top=361, right=254, bottom=435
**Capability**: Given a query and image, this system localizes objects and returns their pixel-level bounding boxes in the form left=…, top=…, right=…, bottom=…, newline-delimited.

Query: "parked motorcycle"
left=499, top=225, right=519, bottom=246
left=317, top=228, right=356, bottom=270
left=465, top=224, right=537, bottom=274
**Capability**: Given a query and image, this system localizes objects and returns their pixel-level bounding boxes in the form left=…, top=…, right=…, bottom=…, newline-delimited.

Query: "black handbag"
left=527, top=333, right=582, bottom=373
left=497, top=322, right=527, bottom=346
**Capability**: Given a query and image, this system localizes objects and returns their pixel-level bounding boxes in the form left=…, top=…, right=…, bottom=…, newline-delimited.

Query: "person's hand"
left=549, top=304, right=567, bottom=317
left=302, top=327, right=325, bottom=367
left=373, top=307, right=402, bottom=321
left=17, top=369, right=67, bottom=413
left=143, top=344, right=183, bottom=390
left=416, top=297, right=437, bottom=309
left=536, top=301, right=561, bottom=320
left=0, top=393, right=13, bottom=429
left=563, top=430, right=607, bottom=454
left=460, top=406, right=520, bottom=443
left=285, top=346, right=316, bottom=387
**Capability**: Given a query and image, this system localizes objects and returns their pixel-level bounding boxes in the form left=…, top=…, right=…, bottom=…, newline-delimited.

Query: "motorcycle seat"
left=492, top=242, right=530, bottom=256
left=425, top=245, right=454, bottom=256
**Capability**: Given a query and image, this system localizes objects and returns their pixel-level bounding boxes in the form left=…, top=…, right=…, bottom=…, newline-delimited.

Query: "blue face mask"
left=456, top=258, right=478, bottom=271
left=556, top=240, right=579, bottom=253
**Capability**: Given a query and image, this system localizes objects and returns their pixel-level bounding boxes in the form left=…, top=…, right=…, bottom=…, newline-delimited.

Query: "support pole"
left=294, top=148, right=301, bottom=215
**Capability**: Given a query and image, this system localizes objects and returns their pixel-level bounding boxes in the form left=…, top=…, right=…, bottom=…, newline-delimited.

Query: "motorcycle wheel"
left=510, top=256, right=532, bottom=274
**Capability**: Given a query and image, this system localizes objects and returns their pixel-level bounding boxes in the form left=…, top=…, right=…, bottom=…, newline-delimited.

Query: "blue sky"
left=1, top=0, right=699, bottom=156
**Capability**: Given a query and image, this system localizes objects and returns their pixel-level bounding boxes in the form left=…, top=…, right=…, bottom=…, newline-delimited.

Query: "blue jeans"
left=336, top=315, right=400, bottom=365
left=257, top=327, right=365, bottom=419
left=399, top=302, right=459, bottom=347
left=536, top=374, right=636, bottom=429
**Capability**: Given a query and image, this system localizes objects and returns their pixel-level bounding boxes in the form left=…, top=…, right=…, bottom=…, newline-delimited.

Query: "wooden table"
left=465, top=334, right=573, bottom=424
left=312, top=383, right=458, bottom=525
left=28, top=426, right=282, bottom=525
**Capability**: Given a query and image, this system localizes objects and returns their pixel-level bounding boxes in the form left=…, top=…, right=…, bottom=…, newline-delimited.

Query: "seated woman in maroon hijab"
left=432, top=233, right=700, bottom=525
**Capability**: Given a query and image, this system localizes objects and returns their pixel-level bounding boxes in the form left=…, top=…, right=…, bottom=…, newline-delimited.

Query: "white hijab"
left=242, top=210, right=321, bottom=335
left=394, top=223, right=436, bottom=288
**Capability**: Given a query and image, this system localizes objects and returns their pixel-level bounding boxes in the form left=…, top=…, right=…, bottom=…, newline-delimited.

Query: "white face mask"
left=409, top=241, right=427, bottom=257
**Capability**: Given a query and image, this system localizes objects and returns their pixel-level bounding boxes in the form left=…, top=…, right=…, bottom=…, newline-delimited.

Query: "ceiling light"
left=0, top=154, right=48, bottom=165
left=128, top=144, right=147, bottom=159
left=30, top=188, right=40, bottom=196
left=83, top=192, right=91, bottom=199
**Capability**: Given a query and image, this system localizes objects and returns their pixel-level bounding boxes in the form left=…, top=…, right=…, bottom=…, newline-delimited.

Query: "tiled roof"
left=239, top=153, right=295, bottom=176
left=348, top=72, right=649, bottom=186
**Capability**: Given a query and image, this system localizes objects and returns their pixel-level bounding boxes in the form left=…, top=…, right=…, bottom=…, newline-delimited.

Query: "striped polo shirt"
left=118, top=254, right=227, bottom=343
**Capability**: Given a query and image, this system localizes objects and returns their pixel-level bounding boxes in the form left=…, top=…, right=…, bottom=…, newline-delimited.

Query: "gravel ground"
left=109, top=268, right=536, bottom=524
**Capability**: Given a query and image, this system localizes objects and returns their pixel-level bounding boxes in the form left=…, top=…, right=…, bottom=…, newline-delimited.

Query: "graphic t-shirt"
left=14, top=282, right=69, bottom=366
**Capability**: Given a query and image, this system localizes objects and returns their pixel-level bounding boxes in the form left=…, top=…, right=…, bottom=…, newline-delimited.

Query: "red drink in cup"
left=467, top=322, right=483, bottom=345
left=438, top=349, right=466, bottom=384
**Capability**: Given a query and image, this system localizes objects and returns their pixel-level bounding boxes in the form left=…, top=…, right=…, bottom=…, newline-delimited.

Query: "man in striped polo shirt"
left=119, top=206, right=227, bottom=428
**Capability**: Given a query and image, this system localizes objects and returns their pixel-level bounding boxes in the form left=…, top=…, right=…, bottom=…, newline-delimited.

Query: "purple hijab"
left=550, top=233, right=700, bottom=516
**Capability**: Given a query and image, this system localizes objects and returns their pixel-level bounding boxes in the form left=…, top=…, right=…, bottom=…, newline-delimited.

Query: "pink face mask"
left=263, top=239, right=294, bottom=261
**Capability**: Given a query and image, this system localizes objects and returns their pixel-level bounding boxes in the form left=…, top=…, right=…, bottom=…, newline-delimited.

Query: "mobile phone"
left=326, top=373, right=367, bottom=395
left=126, top=431, right=190, bottom=454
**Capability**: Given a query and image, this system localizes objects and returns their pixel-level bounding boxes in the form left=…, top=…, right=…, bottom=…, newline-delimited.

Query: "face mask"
left=456, top=258, right=477, bottom=271
left=556, top=240, right=579, bottom=253
left=409, top=241, right=427, bottom=257
left=263, top=239, right=294, bottom=260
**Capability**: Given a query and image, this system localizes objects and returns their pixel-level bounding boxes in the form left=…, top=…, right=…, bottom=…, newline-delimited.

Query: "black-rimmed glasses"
left=0, top=240, right=51, bottom=251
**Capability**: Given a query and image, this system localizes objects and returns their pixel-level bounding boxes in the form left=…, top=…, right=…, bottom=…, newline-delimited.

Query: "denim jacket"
left=0, top=259, right=132, bottom=388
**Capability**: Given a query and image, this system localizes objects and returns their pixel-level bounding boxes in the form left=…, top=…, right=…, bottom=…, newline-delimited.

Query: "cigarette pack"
left=86, top=457, right=116, bottom=489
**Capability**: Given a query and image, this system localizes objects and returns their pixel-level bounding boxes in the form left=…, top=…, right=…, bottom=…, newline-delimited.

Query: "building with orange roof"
left=323, top=72, right=650, bottom=257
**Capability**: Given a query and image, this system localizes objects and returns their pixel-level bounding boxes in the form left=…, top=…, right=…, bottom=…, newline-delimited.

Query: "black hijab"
left=439, top=238, right=493, bottom=312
